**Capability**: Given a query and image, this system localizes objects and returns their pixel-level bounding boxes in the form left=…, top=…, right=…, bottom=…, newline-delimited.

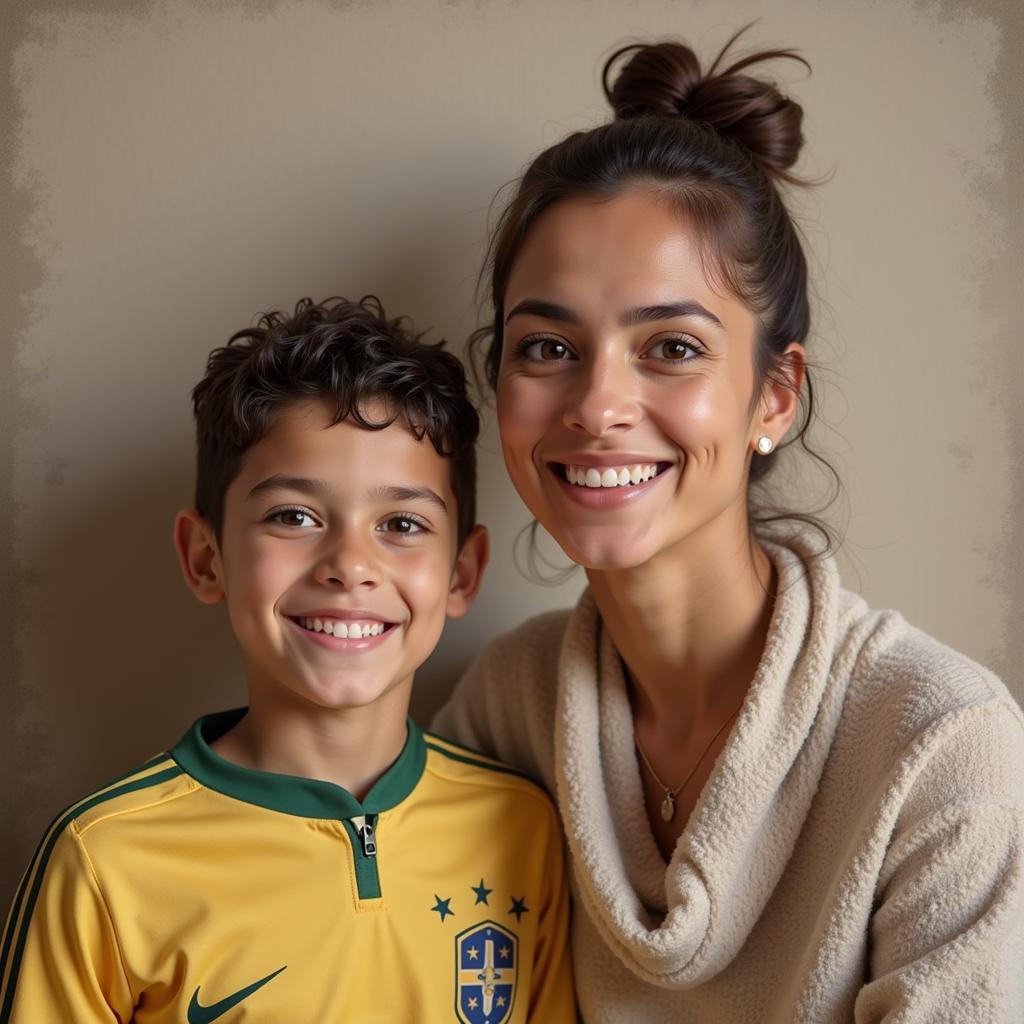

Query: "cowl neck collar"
left=553, top=537, right=846, bottom=987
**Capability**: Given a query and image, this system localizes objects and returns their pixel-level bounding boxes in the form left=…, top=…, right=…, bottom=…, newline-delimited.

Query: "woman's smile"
left=546, top=457, right=674, bottom=509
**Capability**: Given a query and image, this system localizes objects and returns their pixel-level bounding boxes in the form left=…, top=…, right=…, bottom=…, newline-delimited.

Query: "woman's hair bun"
left=602, top=26, right=810, bottom=182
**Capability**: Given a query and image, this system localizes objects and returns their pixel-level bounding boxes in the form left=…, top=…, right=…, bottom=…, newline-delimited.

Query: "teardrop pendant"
left=660, top=791, right=676, bottom=822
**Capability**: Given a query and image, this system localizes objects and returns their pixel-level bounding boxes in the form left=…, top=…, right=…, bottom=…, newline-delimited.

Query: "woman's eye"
left=267, top=507, right=318, bottom=528
left=518, top=336, right=575, bottom=361
left=380, top=515, right=427, bottom=535
left=644, top=336, right=700, bottom=362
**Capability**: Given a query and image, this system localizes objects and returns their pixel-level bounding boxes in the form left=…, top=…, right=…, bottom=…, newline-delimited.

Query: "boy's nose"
left=313, top=536, right=381, bottom=589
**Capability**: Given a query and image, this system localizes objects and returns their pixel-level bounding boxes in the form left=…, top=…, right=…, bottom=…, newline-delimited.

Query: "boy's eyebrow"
left=247, top=476, right=448, bottom=515
left=369, top=485, right=448, bottom=516
left=247, top=475, right=330, bottom=500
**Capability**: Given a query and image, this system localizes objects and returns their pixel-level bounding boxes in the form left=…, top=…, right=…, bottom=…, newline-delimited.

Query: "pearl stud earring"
left=756, top=436, right=775, bottom=455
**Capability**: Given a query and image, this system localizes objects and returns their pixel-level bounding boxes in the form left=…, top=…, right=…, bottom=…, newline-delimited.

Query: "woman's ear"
left=446, top=525, right=490, bottom=619
left=755, top=342, right=806, bottom=447
left=173, top=509, right=225, bottom=605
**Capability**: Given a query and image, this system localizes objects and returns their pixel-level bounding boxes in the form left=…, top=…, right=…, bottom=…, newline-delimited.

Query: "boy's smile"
left=180, top=398, right=481, bottom=717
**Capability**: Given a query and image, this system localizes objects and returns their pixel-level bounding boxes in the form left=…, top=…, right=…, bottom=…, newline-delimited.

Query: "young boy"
left=0, top=297, right=575, bottom=1022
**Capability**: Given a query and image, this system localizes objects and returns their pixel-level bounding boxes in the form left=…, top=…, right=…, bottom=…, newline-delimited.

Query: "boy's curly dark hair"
left=191, top=296, right=479, bottom=544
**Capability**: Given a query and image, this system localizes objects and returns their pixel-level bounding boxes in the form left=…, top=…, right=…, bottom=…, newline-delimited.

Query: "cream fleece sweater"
left=433, top=537, right=1024, bottom=1022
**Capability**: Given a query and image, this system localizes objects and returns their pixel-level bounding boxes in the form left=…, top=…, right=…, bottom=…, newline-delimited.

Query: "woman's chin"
left=555, top=525, right=662, bottom=573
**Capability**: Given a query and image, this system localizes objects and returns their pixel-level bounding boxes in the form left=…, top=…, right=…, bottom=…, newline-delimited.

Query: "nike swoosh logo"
left=187, top=965, right=287, bottom=1023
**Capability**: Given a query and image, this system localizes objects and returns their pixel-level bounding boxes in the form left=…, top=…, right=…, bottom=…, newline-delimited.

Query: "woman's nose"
left=313, top=532, right=381, bottom=590
left=563, top=349, right=642, bottom=437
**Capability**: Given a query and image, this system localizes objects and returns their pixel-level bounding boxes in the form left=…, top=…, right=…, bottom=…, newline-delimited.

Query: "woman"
left=433, top=29, right=1024, bottom=1023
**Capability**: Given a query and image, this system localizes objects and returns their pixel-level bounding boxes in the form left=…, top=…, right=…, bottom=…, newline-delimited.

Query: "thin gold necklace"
left=635, top=704, right=744, bottom=822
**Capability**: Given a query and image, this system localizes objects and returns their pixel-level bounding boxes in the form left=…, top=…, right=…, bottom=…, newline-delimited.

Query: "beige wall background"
left=2, top=0, right=1021, bottom=906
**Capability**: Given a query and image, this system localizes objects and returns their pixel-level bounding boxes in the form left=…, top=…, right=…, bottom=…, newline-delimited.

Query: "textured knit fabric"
left=432, top=537, right=1024, bottom=1023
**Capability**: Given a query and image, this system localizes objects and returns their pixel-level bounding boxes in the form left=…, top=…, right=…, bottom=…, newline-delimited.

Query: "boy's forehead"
left=230, top=398, right=453, bottom=501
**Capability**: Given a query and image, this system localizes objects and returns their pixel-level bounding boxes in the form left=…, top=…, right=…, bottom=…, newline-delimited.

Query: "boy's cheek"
left=226, top=541, right=303, bottom=591
left=392, top=553, right=456, bottom=619
left=399, top=555, right=453, bottom=602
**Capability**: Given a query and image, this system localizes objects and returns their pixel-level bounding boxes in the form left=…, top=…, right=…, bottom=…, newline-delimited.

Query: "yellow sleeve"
left=0, top=823, right=134, bottom=1022
left=526, top=801, right=577, bottom=1023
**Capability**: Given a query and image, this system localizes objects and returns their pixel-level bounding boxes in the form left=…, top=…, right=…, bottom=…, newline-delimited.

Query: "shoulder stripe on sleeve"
left=0, top=756, right=181, bottom=1021
left=0, top=753, right=172, bottom=990
left=423, top=735, right=532, bottom=782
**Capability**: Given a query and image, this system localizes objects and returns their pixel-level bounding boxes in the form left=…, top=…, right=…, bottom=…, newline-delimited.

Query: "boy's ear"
left=173, top=509, right=225, bottom=605
left=446, top=525, right=489, bottom=619
left=755, top=342, right=806, bottom=443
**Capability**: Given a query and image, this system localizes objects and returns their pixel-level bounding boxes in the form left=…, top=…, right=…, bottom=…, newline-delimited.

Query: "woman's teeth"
left=298, top=618, right=386, bottom=639
left=563, top=464, right=660, bottom=488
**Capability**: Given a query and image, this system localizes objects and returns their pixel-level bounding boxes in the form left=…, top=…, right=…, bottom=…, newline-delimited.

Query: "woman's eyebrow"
left=504, top=299, right=583, bottom=326
left=619, top=301, right=724, bottom=329
left=504, top=298, right=724, bottom=330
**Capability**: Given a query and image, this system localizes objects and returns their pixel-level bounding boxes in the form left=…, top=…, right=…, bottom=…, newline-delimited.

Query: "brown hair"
left=473, top=27, right=840, bottom=549
left=191, top=296, right=479, bottom=544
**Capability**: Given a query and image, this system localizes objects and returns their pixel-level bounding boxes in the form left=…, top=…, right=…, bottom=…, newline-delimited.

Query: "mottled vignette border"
left=0, top=0, right=1021, bottom=887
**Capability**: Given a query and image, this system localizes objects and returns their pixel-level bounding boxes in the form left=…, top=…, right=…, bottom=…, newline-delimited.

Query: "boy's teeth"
left=299, top=618, right=386, bottom=638
left=566, top=463, right=660, bottom=488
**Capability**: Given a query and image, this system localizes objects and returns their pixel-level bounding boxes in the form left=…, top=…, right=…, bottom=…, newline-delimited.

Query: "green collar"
left=170, top=708, right=426, bottom=819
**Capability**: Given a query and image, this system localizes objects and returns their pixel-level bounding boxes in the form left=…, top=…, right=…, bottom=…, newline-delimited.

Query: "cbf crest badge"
left=455, top=919, right=517, bottom=1024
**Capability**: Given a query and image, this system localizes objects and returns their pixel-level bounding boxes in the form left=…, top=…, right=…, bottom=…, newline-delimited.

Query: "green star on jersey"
left=509, top=896, right=529, bottom=922
left=431, top=895, right=454, bottom=922
left=471, top=879, right=493, bottom=905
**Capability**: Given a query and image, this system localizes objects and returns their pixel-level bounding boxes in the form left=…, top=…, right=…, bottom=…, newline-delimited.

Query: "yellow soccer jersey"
left=0, top=710, right=575, bottom=1023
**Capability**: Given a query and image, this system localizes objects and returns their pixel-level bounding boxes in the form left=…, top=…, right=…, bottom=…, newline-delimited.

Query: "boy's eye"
left=380, top=514, right=427, bottom=535
left=266, top=507, right=319, bottom=528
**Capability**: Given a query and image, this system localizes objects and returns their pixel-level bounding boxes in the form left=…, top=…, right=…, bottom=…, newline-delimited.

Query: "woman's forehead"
left=504, top=191, right=749, bottom=331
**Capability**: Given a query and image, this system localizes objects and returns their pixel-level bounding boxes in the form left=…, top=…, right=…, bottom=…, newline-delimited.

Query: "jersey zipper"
left=343, top=814, right=381, bottom=900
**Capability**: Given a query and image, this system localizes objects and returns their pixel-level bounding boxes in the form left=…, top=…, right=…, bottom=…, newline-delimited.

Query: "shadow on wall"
left=3, top=450, right=238, bottom=905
